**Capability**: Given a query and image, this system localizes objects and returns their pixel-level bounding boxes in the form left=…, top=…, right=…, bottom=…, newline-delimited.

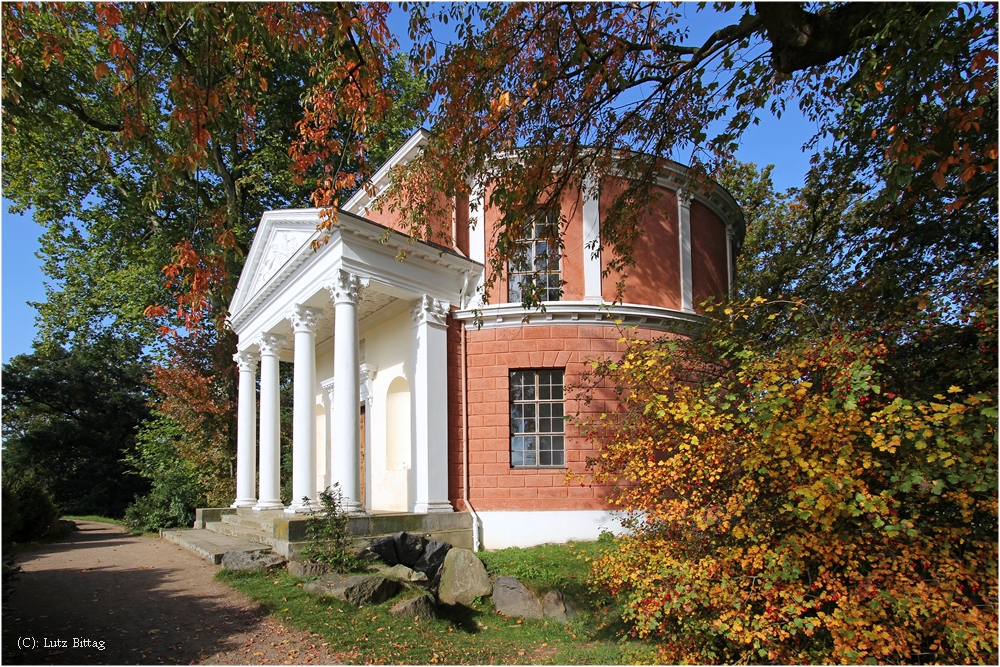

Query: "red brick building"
left=228, top=130, right=743, bottom=548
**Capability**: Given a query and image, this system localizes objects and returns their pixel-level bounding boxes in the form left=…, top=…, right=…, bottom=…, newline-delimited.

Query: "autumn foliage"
left=582, top=300, right=998, bottom=664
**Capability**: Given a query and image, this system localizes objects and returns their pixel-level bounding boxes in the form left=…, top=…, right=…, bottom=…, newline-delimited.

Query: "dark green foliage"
left=122, top=414, right=206, bottom=532
left=300, top=485, right=365, bottom=573
left=1, top=341, right=151, bottom=517
left=1, top=473, right=58, bottom=546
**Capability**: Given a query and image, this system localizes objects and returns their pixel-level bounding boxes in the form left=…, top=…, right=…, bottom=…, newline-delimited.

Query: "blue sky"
left=1, top=5, right=825, bottom=364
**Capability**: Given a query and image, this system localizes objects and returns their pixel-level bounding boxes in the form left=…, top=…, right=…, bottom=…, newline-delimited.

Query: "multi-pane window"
left=508, top=213, right=562, bottom=303
left=509, top=369, right=565, bottom=467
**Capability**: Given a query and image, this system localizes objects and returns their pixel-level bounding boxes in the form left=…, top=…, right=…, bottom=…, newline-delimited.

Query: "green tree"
left=2, top=3, right=423, bottom=516
left=1, top=340, right=152, bottom=517
left=387, top=3, right=995, bottom=314
left=385, top=3, right=998, bottom=660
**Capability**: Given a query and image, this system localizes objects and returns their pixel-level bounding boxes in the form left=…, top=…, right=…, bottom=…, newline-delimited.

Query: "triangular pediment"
left=229, top=210, right=322, bottom=316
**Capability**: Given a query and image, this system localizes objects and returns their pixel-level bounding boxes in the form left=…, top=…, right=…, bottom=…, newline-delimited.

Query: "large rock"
left=288, top=561, right=330, bottom=579
left=365, top=536, right=398, bottom=566
left=412, top=540, right=452, bottom=578
left=380, top=563, right=429, bottom=583
left=542, top=589, right=576, bottom=623
left=389, top=594, right=438, bottom=620
left=303, top=574, right=401, bottom=606
left=492, top=576, right=543, bottom=619
left=393, top=532, right=427, bottom=567
left=437, top=548, right=492, bottom=606
left=221, top=550, right=285, bottom=572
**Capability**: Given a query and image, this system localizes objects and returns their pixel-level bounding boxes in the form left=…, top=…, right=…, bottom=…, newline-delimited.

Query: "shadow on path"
left=2, top=521, right=272, bottom=665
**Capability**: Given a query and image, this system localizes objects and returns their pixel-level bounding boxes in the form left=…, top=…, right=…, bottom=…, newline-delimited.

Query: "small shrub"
left=300, top=484, right=365, bottom=572
left=1, top=473, right=58, bottom=545
left=122, top=413, right=206, bottom=532
left=123, top=467, right=204, bottom=532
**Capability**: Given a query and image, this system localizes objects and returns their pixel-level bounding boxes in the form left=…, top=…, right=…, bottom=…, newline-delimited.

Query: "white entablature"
left=228, top=207, right=482, bottom=515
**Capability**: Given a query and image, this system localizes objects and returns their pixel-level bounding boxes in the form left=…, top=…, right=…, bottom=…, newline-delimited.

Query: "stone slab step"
left=161, top=528, right=272, bottom=564
left=206, top=521, right=280, bottom=549
left=222, top=513, right=276, bottom=532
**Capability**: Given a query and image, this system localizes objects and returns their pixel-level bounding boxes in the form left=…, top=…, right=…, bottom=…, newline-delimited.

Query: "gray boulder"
left=377, top=563, right=429, bottom=583
left=437, top=548, right=492, bottom=606
left=221, top=550, right=285, bottom=572
left=492, top=576, right=543, bottom=619
left=393, top=532, right=427, bottom=567
left=389, top=594, right=438, bottom=620
left=542, top=589, right=576, bottom=623
left=303, top=574, right=401, bottom=606
left=412, top=539, right=452, bottom=578
left=288, top=561, right=330, bottom=579
left=365, top=536, right=398, bottom=566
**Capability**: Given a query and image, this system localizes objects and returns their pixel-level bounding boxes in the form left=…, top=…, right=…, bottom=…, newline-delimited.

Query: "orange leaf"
left=94, top=62, right=110, bottom=81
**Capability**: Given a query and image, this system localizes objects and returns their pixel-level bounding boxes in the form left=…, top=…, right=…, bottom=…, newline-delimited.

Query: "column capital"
left=320, top=377, right=336, bottom=401
left=326, top=269, right=368, bottom=305
left=677, top=187, right=693, bottom=208
left=289, top=304, right=323, bottom=333
left=258, top=332, right=285, bottom=357
left=233, top=349, right=259, bottom=372
left=410, top=294, right=450, bottom=328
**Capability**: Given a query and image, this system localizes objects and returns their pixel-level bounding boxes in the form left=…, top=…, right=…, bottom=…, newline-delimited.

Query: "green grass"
left=61, top=515, right=160, bottom=536
left=61, top=515, right=126, bottom=526
left=218, top=539, right=652, bottom=665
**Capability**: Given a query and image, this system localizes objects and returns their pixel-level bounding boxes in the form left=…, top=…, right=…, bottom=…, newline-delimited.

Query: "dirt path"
left=2, top=521, right=339, bottom=665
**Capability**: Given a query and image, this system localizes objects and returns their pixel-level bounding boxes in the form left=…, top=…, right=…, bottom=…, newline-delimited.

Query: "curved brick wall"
left=448, top=322, right=682, bottom=512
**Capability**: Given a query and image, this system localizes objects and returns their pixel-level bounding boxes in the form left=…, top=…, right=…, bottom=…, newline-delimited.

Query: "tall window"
left=508, top=213, right=561, bottom=303
left=509, top=369, right=565, bottom=467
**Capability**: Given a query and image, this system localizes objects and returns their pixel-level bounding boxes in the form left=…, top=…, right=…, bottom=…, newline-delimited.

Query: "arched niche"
left=385, top=376, right=411, bottom=472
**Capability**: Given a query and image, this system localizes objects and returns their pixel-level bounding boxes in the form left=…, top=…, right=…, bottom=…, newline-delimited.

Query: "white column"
left=327, top=269, right=367, bottom=514
left=678, top=189, right=694, bottom=313
left=726, top=225, right=734, bottom=299
left=232, top=350, right=259, bottom=508
left=468, top=181, right=486, bottom=265
left=320, top=378, right=336, bottom=497
left=410, top=295, right=454, bottom=513
left=582, top=175, right=603, bottom=302
left=287, top=304, right=322, bottom=514
left=254, top=333, right=284, bottom=511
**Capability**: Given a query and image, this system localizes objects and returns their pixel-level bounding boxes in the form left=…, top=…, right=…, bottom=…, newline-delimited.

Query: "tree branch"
left=754, top=2, right=934, bottom=74
left=21, top=79, right=124, bottom=132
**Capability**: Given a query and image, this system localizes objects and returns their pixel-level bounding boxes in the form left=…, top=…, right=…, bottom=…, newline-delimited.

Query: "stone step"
left=206, top=521, right=279, bottom=549
left=236, top=506, right=287, bottom=519
left=161, top=528, right=273, bottom=564
left=222, top=513, right=277, bottom=532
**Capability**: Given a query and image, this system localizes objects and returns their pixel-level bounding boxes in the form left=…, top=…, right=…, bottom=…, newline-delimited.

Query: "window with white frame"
left=509, top=369, right=565, bottom=467
left=507, top=213, right=562, bottom=303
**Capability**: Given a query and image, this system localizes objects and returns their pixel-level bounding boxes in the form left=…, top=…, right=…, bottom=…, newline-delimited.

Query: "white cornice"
left=343, top=128, right=430, bottom=215
left=454, top=301, right=704, bottom=335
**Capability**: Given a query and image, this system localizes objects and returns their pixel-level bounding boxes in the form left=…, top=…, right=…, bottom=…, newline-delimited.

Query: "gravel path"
left=2, top=521, right=340, bottom=665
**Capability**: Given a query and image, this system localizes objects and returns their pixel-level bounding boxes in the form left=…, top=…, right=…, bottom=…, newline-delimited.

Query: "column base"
left=341, top=498, right=367, bottom=516
left=286, top=500, right=318, bottom=514
left=413, top=500, right=454, bottom=514
left=231, top=498, right=257, bottom=509
left=253, top=499, right=284, bottom=512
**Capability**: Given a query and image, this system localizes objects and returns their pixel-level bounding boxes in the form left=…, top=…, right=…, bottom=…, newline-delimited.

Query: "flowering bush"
left=582, top=306, right=997, bottom=663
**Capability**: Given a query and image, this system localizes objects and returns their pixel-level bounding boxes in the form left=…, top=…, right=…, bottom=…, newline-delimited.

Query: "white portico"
left=228, top=208, right=481, bottom=515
